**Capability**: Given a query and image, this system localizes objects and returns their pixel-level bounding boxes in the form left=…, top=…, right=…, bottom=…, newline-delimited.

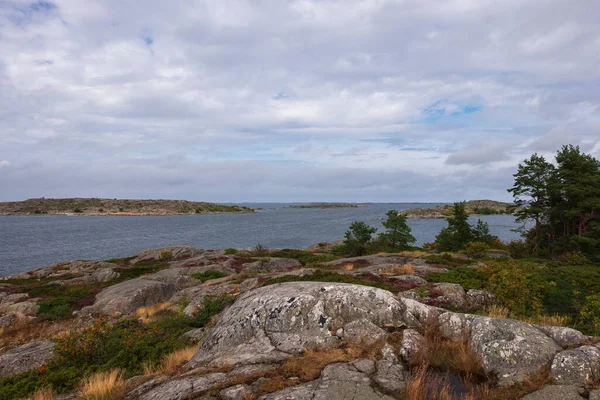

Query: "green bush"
left=558, top=251, right=591, bottom=265
left=224, top=248, right=238, bottom=255
left=464, top=242, right=490, bottom=259
left=268, top=249, right=337, bottom=266
left=72, top=208, right=83, bottom=213
left=192, top=270, right=229, bottom=282
left=158, top=251, right=173, bottom=261
left=37, top=298, right=71, bottom=320
left=253, top=243, right=267, bottom=257
left=429, top=267, right=488, bottom=290
left=343, top=221, right=377, bottom=256
left=263, top=270, right=397, bottom=293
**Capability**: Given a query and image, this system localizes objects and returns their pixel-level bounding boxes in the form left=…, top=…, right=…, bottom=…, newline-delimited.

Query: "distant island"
left=403, top=199, right=513, bottom=219
left=287, top=203, right=365, bottom=209
left=0, top=198, right=255, bottom=216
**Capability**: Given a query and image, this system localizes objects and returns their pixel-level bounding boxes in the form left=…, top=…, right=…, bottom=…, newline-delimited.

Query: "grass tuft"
left=77, top=369, right=127, bottom=400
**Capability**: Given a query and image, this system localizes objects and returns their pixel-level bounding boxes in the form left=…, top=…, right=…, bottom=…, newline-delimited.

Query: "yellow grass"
left=396, top=250, right=429, bottom=258
left=77, top=369, right=127, bottom=400
left=343, top=263, right=354, bottom=271
left=526, top=314, right=570, bottom=327
left=25, top=387, right=54, bottom=400
left=144, top=345, right=198, bottom=376
left=486, top=304, right=509, bottom=319
left=135, top=302, right=171, bottom=323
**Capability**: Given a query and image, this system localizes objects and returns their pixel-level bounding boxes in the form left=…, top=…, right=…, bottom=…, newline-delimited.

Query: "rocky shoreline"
left=0, top=245, right=598, bottom=399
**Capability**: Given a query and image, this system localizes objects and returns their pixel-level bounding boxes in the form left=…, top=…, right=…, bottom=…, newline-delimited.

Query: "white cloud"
left=0, top=0, right=599, bottom=201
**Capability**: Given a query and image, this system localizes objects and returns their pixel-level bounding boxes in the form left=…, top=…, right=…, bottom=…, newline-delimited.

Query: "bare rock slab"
left=79, top=278, right=177, bottom=316
left=0, top=340, right=55, bottom=378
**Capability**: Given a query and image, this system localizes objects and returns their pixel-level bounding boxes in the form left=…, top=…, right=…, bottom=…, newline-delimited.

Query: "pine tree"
left=379, top=210, right=416, bottom=250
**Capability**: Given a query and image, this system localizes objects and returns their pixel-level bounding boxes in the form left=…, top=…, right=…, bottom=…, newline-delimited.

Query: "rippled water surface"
left=0, top=203, right=524, bottom=276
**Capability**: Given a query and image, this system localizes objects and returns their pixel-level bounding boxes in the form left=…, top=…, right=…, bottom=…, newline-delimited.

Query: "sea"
left=0, top=203, right=525, bottom=277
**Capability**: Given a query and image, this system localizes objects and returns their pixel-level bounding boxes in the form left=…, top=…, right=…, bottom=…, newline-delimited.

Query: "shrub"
left=73, top=208, right=83, bottom=213
left=378, top=210, right=416, bottom=251
left=191, top=270, right=228, bottom=283
left=37, top=298, right=71, bottom=320
left=253, top=243, right=267, bottom=256
left=224, top=248, right=237, bottom=255
left=158, top=251, right=172, bottom=261
left=507, top=240, right=530, bottom=258
left=429, top=267, right=488, bottom=290
left=268, top=249, right=337, bottom=266
left=558, top=251, right=590, bottom=265
left=579, top=294, right=600, bottom=335
left=464, top=242, right=490, bottom=259
left=343, top=221, right=377, bottom=256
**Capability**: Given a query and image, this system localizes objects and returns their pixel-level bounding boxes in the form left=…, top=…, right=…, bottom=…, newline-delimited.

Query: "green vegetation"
left=378, top=210, right=416, bottom=251
left=343, top=221, right=377, bottom=256
left=267, top=249, right=337, bottom=265
left=263, top=270, right=398, bottom=293
left=224, top=248, right=238, bottom=255
left=37, top=298, right=71, bottom=320
left=192, top=270, right=229, bottom=282
left=435, top=201, right=498, bottom=251
left=0, top=297, right=233, bottom=400
left=509, top=145, right=600, bottom=258
left=253, top=243, right=267, bottom=257
left=288, top=203, right=362, bottom=209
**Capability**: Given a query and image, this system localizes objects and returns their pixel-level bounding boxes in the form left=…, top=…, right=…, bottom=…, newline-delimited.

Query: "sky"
left=1, top=0, right=599, bottom=203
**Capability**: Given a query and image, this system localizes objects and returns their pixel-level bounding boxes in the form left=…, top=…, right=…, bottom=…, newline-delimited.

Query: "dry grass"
left=486, top=304, right=509, bottom=319
left=135, top=302, right=171, bottom=323
left=526, top=314, right=570, bottom=327
left=485, top=366, right=553, bottom=400
left=396, top=250, right=429, bottom=258
left=0, top=318, right=83, bottom=348
left=253, top=342, right=380, bottom=395
left=25, top=387, right=54, bottom=400
left=343, top=263, right=354, bottom=271
left=380, top=264, right=415, bottom=276
left=77, top=369, right=127, bottom=400
left=143, top=345, right=198, bottom=376
left=411, top=322, right=485, bottom=378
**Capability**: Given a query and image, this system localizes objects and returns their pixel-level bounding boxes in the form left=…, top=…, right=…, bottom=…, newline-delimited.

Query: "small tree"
left=379, top=210, right=416, bottom=251
left=343, top=221, right=377, bottom=256
left=435, top=202, right=474, bottom=251
left=472, top=219, right=495, bottom=244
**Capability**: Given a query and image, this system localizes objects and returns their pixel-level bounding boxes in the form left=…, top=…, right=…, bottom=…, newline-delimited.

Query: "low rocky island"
left=287, top=203, right=365, bottom=209
left=1, top=244, right=598, bottom=400
left=0, top=198, right=254, bottom=216
left=403, top=200, right=513, bottom=219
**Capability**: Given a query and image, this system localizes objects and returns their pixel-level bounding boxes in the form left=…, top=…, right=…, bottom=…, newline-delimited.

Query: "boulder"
left=8, top=299, right=40, bottom=316
left=79, top=278, right=177, bottom=316
left=258, top=363, right=395, bottom=400
left=536, top=325, right=589, bottom=348
left=466, top=289, right=495, bottom=309
left=590, top=390, right=600, bottom=400
left=400, top=329, right=425, bottom=363
left=241, top=258, right=302, bottom=272
left=520, top=385, right=584, bottom=400
left=433, top=283, right=466, bottom=308
left=551, top=346, right=600, bottom=386
left=187, top=282, right=411, bottom=368
left=0, top=340, right=55, bottom=378
left=469, top=317, right=561, bottom=386
left=181, top=328, right=206, bottom=343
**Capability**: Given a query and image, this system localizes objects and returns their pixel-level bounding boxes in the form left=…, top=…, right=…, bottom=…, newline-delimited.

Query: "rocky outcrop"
left=258, top=362, right=396, bottom=400
left=551, top=346, right=600, bottom=386
left=79, top=278, right=178, bottom=316
left=521, top=385, right=584, bottom=400
left=470, top=317, right=562, bottom=386
left=241, top=257, right=302, bottom=272
left=0, top=340, right=55, bottom=378
left=130, top=246, right=205, bottom=265
left=187, top=282, right=412, bottom=368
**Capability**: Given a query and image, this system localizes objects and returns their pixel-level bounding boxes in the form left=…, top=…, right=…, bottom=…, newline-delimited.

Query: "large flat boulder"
left=0, top=340, right=55, bottom=378
left=188, top=282, right=412, bottom=368
left=79, top=278, right=177, bottom=316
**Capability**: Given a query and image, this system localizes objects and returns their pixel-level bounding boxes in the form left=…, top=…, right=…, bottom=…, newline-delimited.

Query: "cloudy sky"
left=1, top=0, right=599, bottom=202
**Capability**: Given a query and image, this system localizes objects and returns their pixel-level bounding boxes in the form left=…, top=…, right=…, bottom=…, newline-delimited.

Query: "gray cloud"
left=1, top=0, right=599, bottom=201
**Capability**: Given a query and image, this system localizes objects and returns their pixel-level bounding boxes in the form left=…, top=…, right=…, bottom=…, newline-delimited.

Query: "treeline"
left=509, top=145, right=600, bottom=258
